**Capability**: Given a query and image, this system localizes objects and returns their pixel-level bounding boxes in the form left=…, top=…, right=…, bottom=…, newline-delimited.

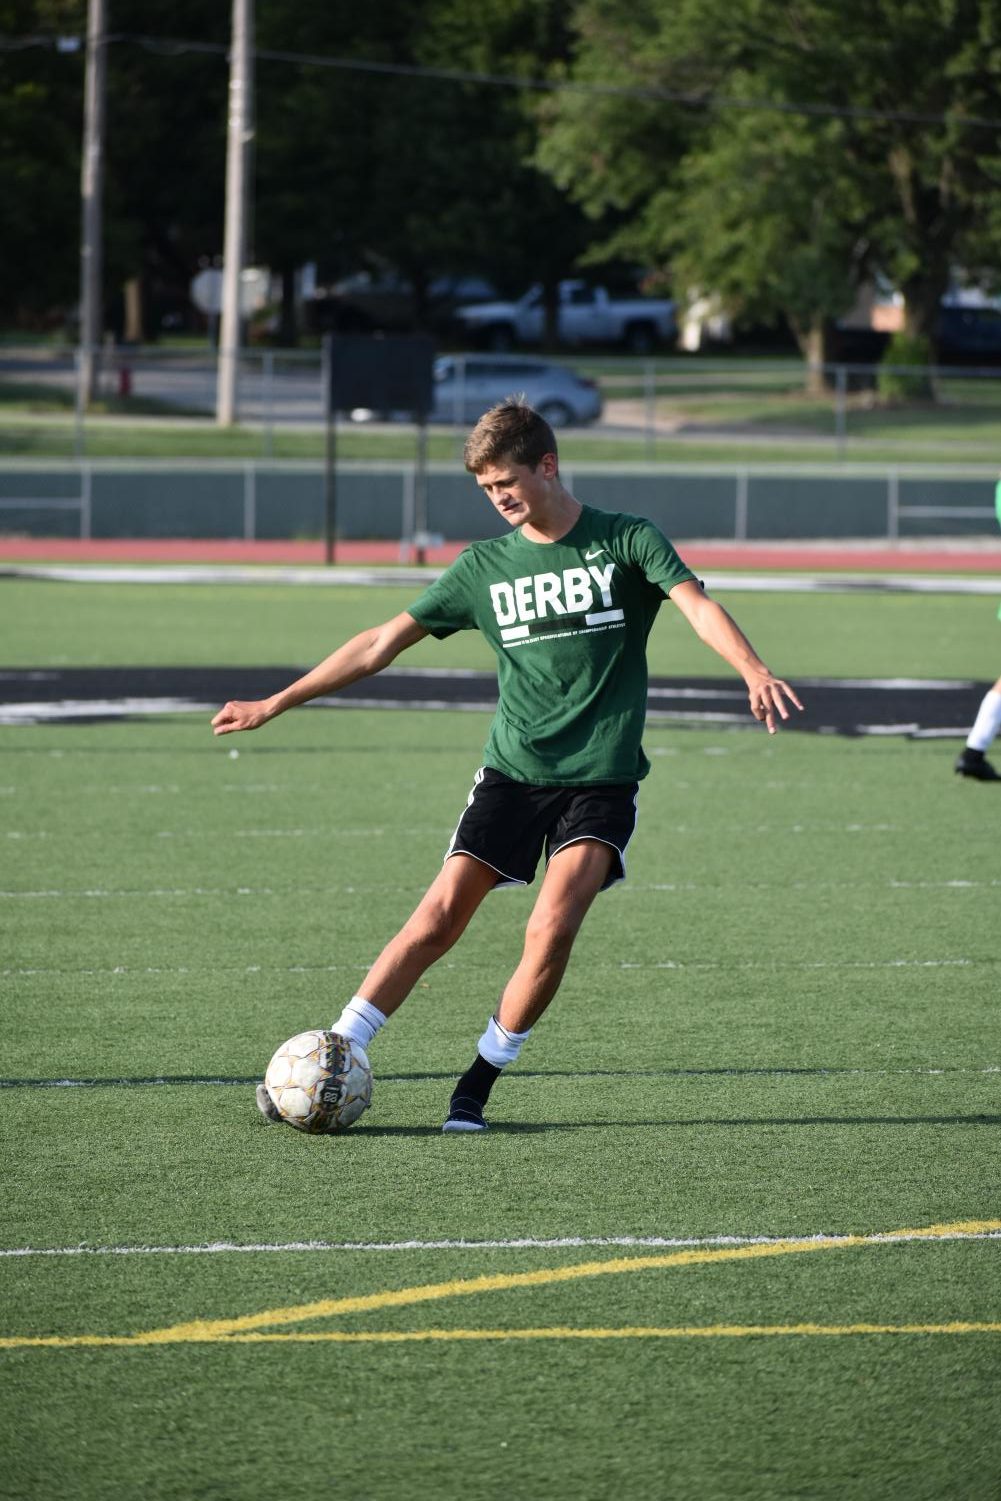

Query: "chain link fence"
left=2, top=343, right=1001, bottom=455
left=1, top=345, right=999, bottom=544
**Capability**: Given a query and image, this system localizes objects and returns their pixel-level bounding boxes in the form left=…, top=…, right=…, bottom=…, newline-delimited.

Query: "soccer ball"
left=264, top=1029, right=372, bottom=1133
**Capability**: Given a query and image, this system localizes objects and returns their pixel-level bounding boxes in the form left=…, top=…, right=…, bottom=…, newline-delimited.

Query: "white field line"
left=3, top=958, right=995, bottom=981
left=0, top=697, right=498, bottom=723
left=2, top=823, right=935, bottom=840
left=4, top=562, right=1001, bottom=595
left=2, top=877, right=1000, bottom=900
left=4, top=1228, right=1000, bottom=1261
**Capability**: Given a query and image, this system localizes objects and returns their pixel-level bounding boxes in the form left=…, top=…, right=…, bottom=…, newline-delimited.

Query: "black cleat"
left=442, top=1095, right=489, bottom=1133
left=255, top=1082, right=284, bottom=1123
left=954, top=748, right=1001, bottom=782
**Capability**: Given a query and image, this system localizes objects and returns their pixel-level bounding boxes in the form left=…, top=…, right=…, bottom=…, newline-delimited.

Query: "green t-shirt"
left=408, top=505, right=697, bottom=785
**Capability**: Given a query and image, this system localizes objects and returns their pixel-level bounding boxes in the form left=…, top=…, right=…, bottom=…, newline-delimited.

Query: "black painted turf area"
left=0, top=666, right=990, bottom=737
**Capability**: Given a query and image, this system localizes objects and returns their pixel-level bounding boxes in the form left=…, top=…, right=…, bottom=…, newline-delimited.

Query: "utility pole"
left=78, top=0, right=107, bottom=410
left=216, top=0, right=254, bottom=426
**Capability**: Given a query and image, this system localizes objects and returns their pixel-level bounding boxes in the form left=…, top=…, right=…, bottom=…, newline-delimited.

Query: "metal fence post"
left=834, top=365, right=847, bottom=459
left=887, top=469, right=900, bottom=541
left=400, top=465, right=416, bottom=562
left=80, top=462, right=92, bottom=539
left=73, top=348, right=86, bottom=460
left=263, top=350, right=274, bottom=460
left=243, top=460, right=256, bottom=541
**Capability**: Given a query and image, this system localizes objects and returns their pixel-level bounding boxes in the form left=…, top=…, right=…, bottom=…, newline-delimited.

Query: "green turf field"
left=2, top=575, right=1000, bottom=680
left=2, top=579, right=999, bottom=1499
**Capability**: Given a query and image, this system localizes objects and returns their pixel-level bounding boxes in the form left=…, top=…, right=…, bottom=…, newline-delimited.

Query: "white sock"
left=477, top=1014, right=531, bottom=1069
left=967, top=689, right=1001, bottom=752
left=331, top=996, right=387, bottom=1051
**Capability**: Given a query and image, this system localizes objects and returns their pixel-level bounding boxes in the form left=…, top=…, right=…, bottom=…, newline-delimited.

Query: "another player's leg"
left=443, top=839, right=616, bottom=1132
left=955, top=675, right=1001, bottom=781
left=257, top=855, right=497, bottom=1124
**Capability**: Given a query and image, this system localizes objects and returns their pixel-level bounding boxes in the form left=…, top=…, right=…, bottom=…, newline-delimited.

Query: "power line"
left=3, top=29, right=1001, bottom=134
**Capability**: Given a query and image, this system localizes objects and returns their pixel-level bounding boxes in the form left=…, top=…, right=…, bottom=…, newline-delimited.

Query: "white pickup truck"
left=454, top=279, right=677, bottom=354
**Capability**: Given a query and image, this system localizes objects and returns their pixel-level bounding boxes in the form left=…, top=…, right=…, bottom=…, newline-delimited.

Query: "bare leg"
left=443, top=840, right=616, bottom=1130
left=259, top=856, right=497, bottom=1126
left=357, top=853, right=499, bottom=1017
left=956, top=672, right=1001, bottom=779
left=496, top=839, right=616, bottom=1033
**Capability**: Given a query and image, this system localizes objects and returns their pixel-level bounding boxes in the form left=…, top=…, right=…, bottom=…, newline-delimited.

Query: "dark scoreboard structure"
left=323, top=334, right=436, bottom=564
left=325, top=333, right=435, bottom=418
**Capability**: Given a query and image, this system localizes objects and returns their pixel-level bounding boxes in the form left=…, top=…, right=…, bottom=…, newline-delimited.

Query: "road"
left=0, top=346, right=822, bottom=439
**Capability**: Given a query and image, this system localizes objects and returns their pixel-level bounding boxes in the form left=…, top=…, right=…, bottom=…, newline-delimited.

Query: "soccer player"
left=954, top=675, right=1001, bottom=781
left=212, top=401, right=802, bottom=1131
left=953, top=479, right=1001, bottom=782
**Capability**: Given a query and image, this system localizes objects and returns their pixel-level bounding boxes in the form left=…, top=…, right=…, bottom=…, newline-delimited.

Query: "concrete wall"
left=0, top=462, right=997, bottom=541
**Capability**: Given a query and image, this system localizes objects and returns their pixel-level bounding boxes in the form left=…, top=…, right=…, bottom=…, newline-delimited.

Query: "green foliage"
left=639, top=107, right=867, bottom=357
left=536, top=0, right=1001, bottom=358
left=254, top=0, right=595, bottom=306
left=0, top=2, right=228, bottom=334
left=4, top=0, right=1001, bottom=353
left=0, top=2, right=85, bottom=325
left=0, top=0, right=596, bottom=338
left=878, top=331, right=936, bottom=402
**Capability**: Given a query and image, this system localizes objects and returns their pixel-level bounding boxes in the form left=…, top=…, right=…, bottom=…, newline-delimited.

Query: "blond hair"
left=463, top=400, right=558, bottom=474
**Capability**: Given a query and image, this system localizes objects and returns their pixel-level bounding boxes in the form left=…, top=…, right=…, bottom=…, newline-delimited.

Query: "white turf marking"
left=2, top=963, right=363, bottom=977
left=2, top=877, right=1000, bottom=901
left=4, top=1227, right=1000, bottom=1261
left=5, top=562, right=1000, bottom=596
left=0, top=698, right=215, bottom=724
left=2, top=958, right=993, bottom=981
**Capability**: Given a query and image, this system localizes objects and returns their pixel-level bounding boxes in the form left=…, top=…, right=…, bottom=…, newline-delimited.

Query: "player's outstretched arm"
left=211, top=611, right=429, bottom=736
left=668, top=580, right=803, bottom=734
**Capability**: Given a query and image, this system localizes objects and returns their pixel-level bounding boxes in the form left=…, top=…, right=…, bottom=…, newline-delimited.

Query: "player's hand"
left=211, top=699, right=274, bottom=736
left=748, top=675, right=803, bottom=734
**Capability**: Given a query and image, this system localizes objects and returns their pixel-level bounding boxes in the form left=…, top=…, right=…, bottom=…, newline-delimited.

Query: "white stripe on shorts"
left=547, top=785, right=639, bottom=889
left=443, top=767, right=528, bottom=888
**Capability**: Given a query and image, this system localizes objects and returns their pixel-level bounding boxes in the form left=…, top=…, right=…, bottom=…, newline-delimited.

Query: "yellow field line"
left=1, top=1217, right=998, bottom=1352
left=4, top=1322, right=1000, bottom=1350
left=227, top=1321, right=1001, bottom=1342
left=166, top=1320, right=1001, bottom=1342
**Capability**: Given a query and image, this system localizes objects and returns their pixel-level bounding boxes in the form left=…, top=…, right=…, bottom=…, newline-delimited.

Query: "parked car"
left=936, top=304, right=1001, bottom=363
left=453, top=280, right=676, bottom=353
left=430, top=354, right=603, bottom=428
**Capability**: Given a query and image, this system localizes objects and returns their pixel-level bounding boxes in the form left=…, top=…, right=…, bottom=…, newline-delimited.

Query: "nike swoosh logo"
left=584, top=547, right=606, bottom=560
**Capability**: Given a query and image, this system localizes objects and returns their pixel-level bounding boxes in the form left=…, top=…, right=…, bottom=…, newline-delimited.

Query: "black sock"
left=450, top=1052, right=502, bottom=1112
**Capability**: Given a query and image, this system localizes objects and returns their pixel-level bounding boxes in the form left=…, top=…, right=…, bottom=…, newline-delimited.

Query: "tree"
left=101, top=5, right=228, bottom=341
left=636, top=106, right=875, bottom=381
left=0, top=0, right=603, bottom=343
left=0, top=2, right=228, bottom=338
left=253, top=0, right=596, bottom=345
left=536, top=0, right=1001, bottom=362
left=0, top=2, right=84, bottom=327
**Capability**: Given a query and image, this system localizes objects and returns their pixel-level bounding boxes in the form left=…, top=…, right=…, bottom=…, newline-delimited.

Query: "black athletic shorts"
left=445, top=766, right=640, bottom=891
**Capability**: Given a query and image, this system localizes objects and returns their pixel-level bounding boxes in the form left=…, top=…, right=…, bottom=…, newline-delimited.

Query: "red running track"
left=0, top=536, right=1000, bottom=572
